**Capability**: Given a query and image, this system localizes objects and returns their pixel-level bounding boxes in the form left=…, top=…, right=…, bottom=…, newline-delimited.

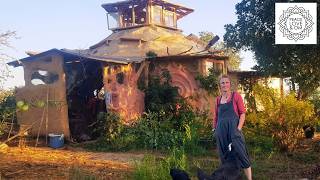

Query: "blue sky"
left=0, top=0, right=255, bottom=89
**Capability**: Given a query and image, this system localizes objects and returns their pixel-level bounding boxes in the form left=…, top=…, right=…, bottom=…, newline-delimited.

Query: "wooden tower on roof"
left=102, top=0, right=193, bottom=31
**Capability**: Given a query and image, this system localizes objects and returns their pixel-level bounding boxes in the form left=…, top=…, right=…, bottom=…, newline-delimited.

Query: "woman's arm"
left=238, top=113, right=245, bottom=130
left=235, top=92, right=246, bottom=130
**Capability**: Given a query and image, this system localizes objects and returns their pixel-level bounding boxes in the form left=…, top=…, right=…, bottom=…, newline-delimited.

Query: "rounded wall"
left=103, top=64, right=145, bottom=124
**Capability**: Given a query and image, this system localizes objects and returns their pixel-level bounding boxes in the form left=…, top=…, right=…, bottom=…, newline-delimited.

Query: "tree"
left=0, top=31, right=16, bottom=60
left=0, top=30, right=16, bottom=86
left=0, top=30, right=17, bottom=135
left=224, top=0, right=320, bottom=99
left=199, top=31, right=241, bottom=70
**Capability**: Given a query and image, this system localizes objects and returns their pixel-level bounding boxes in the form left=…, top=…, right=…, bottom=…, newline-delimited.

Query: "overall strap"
left=217, top=95, right=222, bottom=107
left=231, top=92, right=235, bottom=102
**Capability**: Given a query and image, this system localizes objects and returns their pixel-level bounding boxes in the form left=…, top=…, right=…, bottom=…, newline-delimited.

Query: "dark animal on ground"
left=170, top=149, right=242, bottom=180
left=198, top=149, right=242, bottom=180
left=170, top=168, right=191, bottom=180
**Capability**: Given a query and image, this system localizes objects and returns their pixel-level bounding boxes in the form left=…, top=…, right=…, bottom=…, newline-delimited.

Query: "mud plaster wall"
left=153, top=59, right=216, bottom=120
left=102, top=58, right=224, bottom=124
left=103, top=63, right=145, bottom=124
left=15, top=54, right=70, bottom=137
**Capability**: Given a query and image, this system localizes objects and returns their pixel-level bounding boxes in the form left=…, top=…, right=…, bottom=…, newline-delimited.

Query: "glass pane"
left=152, top=5, right=162, bottom=24
left=163, top=10, right=174, bottom=27
left=108, top=12, right=120, bottom=29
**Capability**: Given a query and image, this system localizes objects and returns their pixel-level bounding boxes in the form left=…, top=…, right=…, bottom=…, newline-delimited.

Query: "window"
left=152, top=5, right=162, bottom=24
left=31, top=70, right=59, bottom=85
left=163, top=10, right=175, bottom=27
left=116, top=72, right=124, bottom=84
left=108, top=12, right=120, bottom=29
left=205, top=61, right=213, bottom=74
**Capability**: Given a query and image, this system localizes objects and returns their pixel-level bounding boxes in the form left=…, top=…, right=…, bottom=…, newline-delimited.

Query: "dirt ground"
left=0, top=133, right=319, bottom=180
left=0, top=144, right=144, bottom=180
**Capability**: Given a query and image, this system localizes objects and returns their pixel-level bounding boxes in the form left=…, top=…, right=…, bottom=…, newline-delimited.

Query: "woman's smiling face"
left=220, top=77, right=231, bottom=92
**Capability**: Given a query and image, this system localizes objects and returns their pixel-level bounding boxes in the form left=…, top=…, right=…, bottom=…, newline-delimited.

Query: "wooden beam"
left=132, top=3, right=135, bottom=25
left=160, top=5, right=164, bottom=25
left=146, top=0, right=152, bottom=25
left=173, top=7, right=177, bottom=28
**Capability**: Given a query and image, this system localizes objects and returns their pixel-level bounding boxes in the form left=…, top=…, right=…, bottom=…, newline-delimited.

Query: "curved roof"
left=87, top=26, right=208, bottom=59
left=8, top=26, right=225, bottom=67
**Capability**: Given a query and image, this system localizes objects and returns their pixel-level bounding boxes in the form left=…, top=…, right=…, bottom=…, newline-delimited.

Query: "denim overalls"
left=216, top=92, right=251, bottom=168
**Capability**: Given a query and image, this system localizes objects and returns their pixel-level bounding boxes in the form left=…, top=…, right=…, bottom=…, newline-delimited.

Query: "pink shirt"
left=213, top=91, right=246, bottom=128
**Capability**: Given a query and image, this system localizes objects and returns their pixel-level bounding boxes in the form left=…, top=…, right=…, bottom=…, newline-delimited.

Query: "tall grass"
left=132, top=148, right=188, bottom=180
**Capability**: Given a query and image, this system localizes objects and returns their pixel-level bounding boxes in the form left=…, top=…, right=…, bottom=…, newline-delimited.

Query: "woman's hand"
left=212, top=128, right=216, bottom=139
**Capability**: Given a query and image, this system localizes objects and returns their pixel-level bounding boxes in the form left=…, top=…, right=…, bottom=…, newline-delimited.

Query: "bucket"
left=48, top=133, right=64, bottom=148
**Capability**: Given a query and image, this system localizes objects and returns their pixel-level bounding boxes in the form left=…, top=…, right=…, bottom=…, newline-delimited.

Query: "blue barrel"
left=49, top=133, right=64, bottom=148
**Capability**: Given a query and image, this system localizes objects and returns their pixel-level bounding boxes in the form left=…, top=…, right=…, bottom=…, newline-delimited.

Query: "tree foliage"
left=199, top=31, right=241, bottom=70
left=246, top=84, right=317, bottom=152
left=0, top=30, right=17, bottom=135
left=0, top=30, right=17, bottom=87
left=224, top=0, right=320, bottom=98
left=0, top=30, right=16, bottom=62
left=195, top=67, right=220, bottom=96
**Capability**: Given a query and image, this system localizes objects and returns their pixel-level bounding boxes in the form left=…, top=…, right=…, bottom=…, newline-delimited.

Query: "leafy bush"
left=195, top=67, right=220, bottom=96
left=144, top=71, right=179, bottom=114
left=91, top=111, right=123, bottom=142
left=0, top=90, right=16, bottom=136
left=248, top=85, right=316, bottom=152
left=308, top=89, right=320, bottom=131
left=86, top=71, right=212, bottom=154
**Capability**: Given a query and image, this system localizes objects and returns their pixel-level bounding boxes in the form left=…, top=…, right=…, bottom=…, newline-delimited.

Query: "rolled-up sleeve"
left=234, top=92, right=246, bottom=115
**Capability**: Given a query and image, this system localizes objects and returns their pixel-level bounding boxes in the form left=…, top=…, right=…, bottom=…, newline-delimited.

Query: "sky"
left=0, top=0, right=256, bottom=89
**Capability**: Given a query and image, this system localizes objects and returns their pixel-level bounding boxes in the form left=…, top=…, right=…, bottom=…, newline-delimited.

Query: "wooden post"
left=161, top=5, right=164, bottom=25
left=45, top=86, right=49, bottom=144
left=147, top=0, right=152, bottom=25
left=173, top=8, right=177, bottom=28
left=106, top=13, right=110, bottom=30
left=132, top=3, right=135, bottom=25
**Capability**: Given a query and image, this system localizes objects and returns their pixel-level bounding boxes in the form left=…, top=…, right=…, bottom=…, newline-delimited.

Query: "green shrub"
left=308, top=89, right=320, bottom=131
left=0, top=90, right=16, bottom=136
left=131, top=111, right=184, bottom=150
left=87, top=105, right=211, bottom=153
left=91, top=111, right=123, bottom=141
left=85, top=71, right=212, bottom=154
left=144, top=71, right=179, bottom=114
left=308, top=89, right=320, bottom=117
left=195, top=67, right=220, bottom=96
left=249, top=85, right=316, bottom=152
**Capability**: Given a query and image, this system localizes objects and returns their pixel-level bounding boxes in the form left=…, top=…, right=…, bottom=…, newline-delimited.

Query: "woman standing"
left=213, top=75, right=252, bottom=180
